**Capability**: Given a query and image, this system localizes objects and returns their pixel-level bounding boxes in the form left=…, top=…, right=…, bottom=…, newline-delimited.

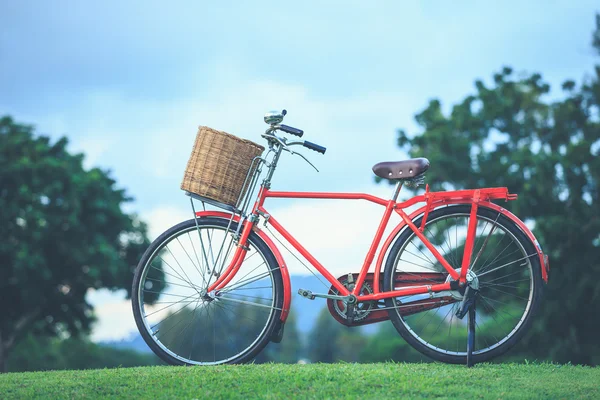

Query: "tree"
left=7, top=334, right=161, bottom=372
left=360, top=323, right=426, bottom=363
left=380, top=15, right=600, bottom=365
left=307, top=308, right=367, bottom=363
left=0, top=117, right=159, bottom=372
left=258, top=309, right=302, bottom=363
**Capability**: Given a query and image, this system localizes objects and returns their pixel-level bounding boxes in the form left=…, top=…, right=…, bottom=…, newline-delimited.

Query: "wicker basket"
left=181, top=126, right=265, bottom=207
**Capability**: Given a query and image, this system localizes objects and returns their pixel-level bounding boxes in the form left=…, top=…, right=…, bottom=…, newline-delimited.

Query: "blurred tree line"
left=7, top=335, right=162, bottom=372
left=1, top=13, right=598, bottom=372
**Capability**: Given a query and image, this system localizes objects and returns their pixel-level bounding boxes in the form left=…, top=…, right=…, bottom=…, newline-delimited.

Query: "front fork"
left=206, top=213, right=258, bottom=293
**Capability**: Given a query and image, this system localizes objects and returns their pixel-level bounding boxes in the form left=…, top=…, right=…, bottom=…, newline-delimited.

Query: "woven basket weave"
left=181, top=126, right=265, bottom=207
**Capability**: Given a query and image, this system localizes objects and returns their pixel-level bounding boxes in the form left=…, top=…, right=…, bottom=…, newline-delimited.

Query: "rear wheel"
left=383, top=205, right=543, bottom=364
left=132, top=217, right=284, bottom=365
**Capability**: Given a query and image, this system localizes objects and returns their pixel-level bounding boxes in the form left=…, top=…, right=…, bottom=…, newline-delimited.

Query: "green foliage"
left=6, top=335, right=161, bottom=372
left=0, top=117, right=162, bottom=370
left=258, top=310, right=303, bottom=363
left=307, top=308, right=367, bottom=363
left=380, top=16, right=600, bottom=365
left=360, top=323, right=426, bottom=362
left=1, top=363, right=599, bottom=399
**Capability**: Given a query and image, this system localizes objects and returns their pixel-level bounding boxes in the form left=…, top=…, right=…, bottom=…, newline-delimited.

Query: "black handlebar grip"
left=279, top=124, right=304, bottom=137
left=303, top=140, right=326, bottom=154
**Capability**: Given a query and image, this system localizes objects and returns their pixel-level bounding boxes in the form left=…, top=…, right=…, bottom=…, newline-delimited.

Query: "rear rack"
left=413, top=186, right=518, bottom=233
left=423, top=186, right=518, bottom=203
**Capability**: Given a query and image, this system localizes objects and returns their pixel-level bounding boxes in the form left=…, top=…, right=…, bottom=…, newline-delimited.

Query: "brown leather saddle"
left=372, top=158, right=430, bottom=180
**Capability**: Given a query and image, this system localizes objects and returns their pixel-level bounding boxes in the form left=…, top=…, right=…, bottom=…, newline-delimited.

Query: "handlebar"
left=278, top=124, right=304, bottom=137
left=260, top=114, right=326, bottom=173
left=263, top=125, right=327, bottom=156
left=303, top=140, right=326, bottom=154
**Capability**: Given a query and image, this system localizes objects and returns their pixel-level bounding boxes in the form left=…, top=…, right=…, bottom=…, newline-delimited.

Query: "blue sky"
left=2, top=1, right=598, bottom=340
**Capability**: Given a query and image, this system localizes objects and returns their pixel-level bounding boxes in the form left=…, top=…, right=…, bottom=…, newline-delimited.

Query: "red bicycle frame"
left=202, top=184, right=548, bottom=321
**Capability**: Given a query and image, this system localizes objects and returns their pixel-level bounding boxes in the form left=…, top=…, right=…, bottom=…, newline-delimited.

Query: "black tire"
left=132, top=217, right=284, bottom=365
left=383, top=205, right=543, bottom=364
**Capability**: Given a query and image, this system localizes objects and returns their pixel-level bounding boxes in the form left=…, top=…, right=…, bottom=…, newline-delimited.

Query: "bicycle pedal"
left=298, top=289, right=315, bottom=300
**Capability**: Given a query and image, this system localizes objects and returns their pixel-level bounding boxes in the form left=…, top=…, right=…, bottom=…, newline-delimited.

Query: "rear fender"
left=374, top=201, right=549, bottom=288
left=194, top=211, right=292, bottom=321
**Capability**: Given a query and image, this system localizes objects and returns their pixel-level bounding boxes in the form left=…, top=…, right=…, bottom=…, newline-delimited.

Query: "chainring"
left=328, top=277, right=375, bottom=322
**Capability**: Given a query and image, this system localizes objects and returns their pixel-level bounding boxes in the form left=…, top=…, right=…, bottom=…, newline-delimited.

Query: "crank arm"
left=298, top=289, right=351, bottom=302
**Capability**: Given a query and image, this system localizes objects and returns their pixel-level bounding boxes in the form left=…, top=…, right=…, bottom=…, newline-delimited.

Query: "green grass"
left=1, top=363, right=598, bottom=399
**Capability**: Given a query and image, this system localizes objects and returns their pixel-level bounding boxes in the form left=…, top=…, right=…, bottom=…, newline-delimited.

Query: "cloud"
left=87, top=288, right=135, bottom=342
left=11, top=78, right=416, bottom=215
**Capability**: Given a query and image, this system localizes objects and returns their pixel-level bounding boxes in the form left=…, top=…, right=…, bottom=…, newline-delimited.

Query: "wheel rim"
left=136, top=223, right=279, bottom=365
left=390, top=210, right=535, bottom=357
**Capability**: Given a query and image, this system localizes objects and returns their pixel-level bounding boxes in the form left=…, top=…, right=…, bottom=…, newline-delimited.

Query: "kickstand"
left=467, top=297, right=476, bottom=368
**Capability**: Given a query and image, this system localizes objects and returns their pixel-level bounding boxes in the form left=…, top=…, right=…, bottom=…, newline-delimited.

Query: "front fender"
left=194, top=211, right=292, bottom=321
left=374, top=201, right=549, bottom=288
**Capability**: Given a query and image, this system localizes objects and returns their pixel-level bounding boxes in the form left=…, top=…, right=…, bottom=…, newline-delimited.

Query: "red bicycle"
left=132, top=110, right=549, bottom=366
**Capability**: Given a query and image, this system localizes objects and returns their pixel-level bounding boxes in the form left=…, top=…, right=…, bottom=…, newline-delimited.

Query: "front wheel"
left=383, top=205, right=543, bottom=364
left=132, top=217, right=284, bottom=365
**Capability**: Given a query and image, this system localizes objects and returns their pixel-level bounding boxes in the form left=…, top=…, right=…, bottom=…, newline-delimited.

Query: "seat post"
left=391, top=181, right=403, bottom=202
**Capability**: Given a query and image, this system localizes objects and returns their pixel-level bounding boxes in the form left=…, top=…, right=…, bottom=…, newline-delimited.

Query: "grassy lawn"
left=1, top=363, right=598, bottom=399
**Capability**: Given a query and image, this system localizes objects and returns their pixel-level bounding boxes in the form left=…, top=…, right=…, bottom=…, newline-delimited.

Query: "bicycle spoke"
left=482, top=268, right=527, bottom=285
left=149, top=262, right=196, bottom=289
left=477, top=247, right=522, bottom=275
left=478, top=254, right=536, bottom=277
left=403, top=248, right=438, bottom=268
left=484, top=285, right=530, bottom=301
left=225, top=260, right=268, bottom=289
left=215, top=238, right=238, bottom=280
left=226, top=285, right=273, bottom=291
left=470, top=216, right=499, bottom=271
left=188, top=231, right=208, bottom=287
left=176, top=298, right=204, bottom=355
left=166, top=245, right=197, bottom=288
left=475, top=235, right=513, bottom=274
left=224, top=292, right=274, bottom=302
left=219, top=268, right=276, bottom=293
left=150, top=298, right=198, bottom=332
left=480, top=278, right=530, bottom=289
left=145, top=293, right=199, bottom=318
left=144, top=290, right=196, bottom=299
left=145, top=276, right=197, bottom=290
left=396, top=257, right=441, bottom=273
left=430, top=305, right=455, bottom=340
left=157, top=254, right=199, bottom=290
left=176, top=236, right=204, bottom=282
left=445, top=218, right=458, bottom=268
left=216, top=295, right=281, bottom=311
left=409, top=240, right=436, bottom=267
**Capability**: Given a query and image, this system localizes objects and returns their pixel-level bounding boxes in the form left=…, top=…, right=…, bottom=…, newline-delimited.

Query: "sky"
left=2, top=1, right=598, bottom=341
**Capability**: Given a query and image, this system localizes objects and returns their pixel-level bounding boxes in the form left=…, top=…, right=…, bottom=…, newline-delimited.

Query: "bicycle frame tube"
left=258, top=189, right=398, bottom=296
left=259, top=192, right=457, bottom=301
left=208, top=185, right=529, bottom=303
